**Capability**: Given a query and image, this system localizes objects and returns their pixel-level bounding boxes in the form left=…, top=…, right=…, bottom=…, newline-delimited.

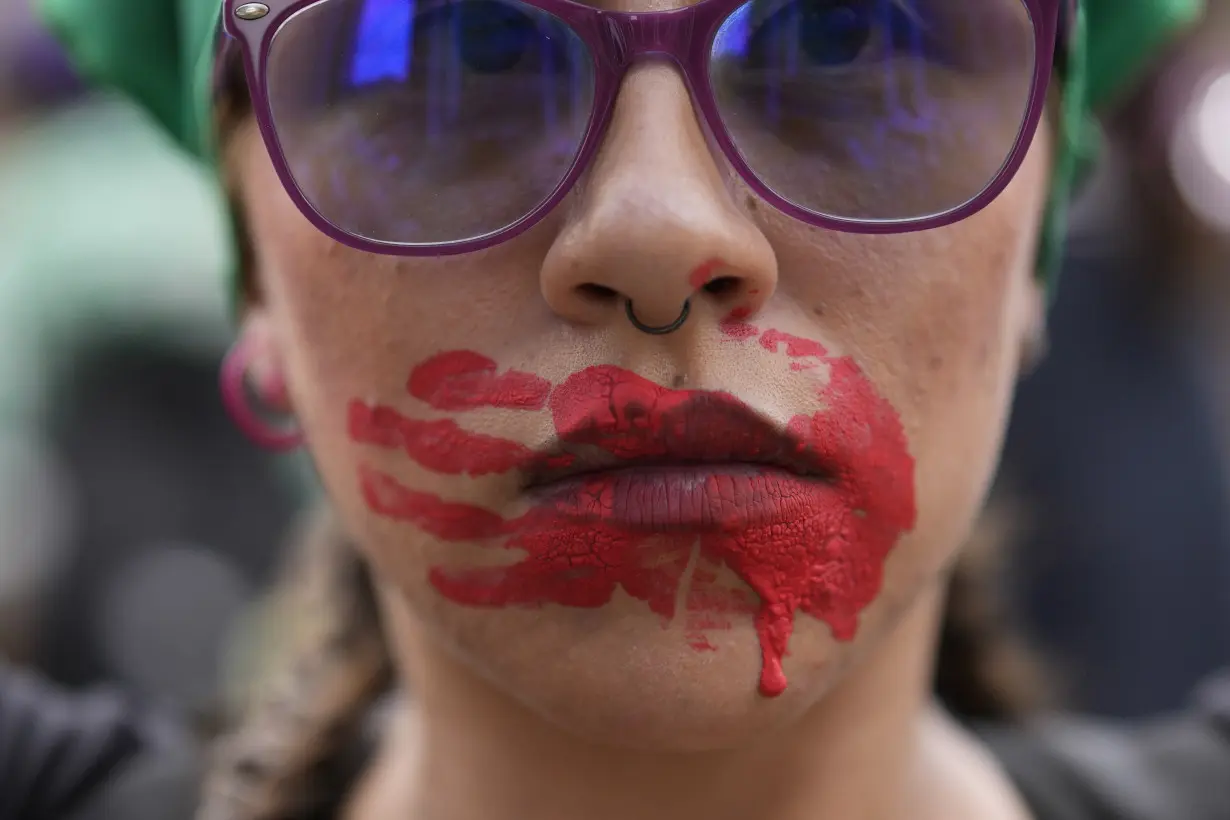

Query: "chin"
left=430, top=598, right=856, bottom=752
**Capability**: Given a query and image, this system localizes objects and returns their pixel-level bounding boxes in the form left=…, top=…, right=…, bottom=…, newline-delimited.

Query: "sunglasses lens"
left=266, top=0, right=595, bottom=246
left=710, top=0, right=1037, bottom=223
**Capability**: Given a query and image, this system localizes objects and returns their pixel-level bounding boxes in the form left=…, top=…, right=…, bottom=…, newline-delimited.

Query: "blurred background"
left=0, top=0, right=1227, bottom=732
left=0, top=0, right=306, bottom=729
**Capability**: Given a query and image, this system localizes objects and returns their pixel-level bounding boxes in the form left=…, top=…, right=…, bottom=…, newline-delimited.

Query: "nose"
left=539, top=63, right=778, bottom=333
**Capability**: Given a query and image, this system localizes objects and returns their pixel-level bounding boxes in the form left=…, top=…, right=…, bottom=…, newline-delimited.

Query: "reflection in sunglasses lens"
left=710, top=0, right=1037, bottom=222
left=266, top=0, right=596, bottom=245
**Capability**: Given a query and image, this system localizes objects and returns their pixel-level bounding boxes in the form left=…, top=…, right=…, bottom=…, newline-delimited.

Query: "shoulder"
left=0, top=664, right=202, bottom=820
left=980, top=673, right=1230, bottom=820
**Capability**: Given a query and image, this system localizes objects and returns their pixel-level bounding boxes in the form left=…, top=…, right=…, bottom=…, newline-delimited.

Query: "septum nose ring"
left=625, top=299, right=691, bottom=335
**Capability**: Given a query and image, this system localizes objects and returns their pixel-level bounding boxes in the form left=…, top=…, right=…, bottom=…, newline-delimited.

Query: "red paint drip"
left=351, top=332, right=915, bottom=697
left=688, top=258, right=725, bottom=290
left=407, top=350, right=550, bottom=411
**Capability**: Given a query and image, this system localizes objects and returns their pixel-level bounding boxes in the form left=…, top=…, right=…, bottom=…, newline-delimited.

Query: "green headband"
left=38, top=0, right=1207, bottom=296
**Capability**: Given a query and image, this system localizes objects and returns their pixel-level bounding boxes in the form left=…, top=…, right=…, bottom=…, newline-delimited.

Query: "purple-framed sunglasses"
left=222, top=0, right=1072, bottom=256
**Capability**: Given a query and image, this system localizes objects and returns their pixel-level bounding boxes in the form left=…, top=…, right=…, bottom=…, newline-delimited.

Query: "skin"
left=230, top=2, right=1050, bottom=814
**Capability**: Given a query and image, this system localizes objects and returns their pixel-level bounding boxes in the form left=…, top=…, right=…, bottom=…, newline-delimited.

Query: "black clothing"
left=981, top=673, right=1230, bottom=819
left=0, top=664, right=199, bottom=820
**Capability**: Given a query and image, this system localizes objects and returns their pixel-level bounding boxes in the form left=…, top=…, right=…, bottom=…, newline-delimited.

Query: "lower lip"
left=530, top=465, right=833, bottom=532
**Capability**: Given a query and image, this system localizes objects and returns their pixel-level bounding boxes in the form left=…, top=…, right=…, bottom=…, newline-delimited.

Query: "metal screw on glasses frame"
left=234, top=2, right=270, bottom=20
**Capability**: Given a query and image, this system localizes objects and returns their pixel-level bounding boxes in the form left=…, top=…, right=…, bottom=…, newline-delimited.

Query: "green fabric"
left=38, top=0, right=223, bottom=160
left=1036, top=3, right=1095, bottom=294
left=36, top=0, right=1209, bottom=295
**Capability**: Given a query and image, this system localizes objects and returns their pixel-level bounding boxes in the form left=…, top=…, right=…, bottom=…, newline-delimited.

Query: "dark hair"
left=199, top=46, right=1049, bottom=818
left=935, top=499, right=1051, bottom=722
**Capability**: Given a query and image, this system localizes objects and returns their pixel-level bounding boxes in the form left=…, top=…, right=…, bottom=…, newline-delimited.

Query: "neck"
left=364, top=584, right=977, bottom=820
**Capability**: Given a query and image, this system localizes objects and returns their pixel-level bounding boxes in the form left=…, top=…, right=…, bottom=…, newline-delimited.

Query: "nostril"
left=577, top=283, right=620, bottom=302
left=702, top=276, right=741, bottom=297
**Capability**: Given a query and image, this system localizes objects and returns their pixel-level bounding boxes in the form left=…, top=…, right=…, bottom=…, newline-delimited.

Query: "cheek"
left=892, top=232, right=1030, bottom=582
left=234, top=131, right=534, bottom=421
left=881, top=143, right=1048, bottom=578
left=231, top=139, right=483, bottom=547
left=768, top=129, right=1047, bottom=627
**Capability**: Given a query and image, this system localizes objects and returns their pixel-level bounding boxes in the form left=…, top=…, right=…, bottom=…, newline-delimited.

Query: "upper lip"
left=521, top=393, right=833, bottom=490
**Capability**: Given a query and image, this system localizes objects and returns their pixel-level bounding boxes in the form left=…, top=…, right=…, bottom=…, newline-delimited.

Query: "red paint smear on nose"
left=688, top=258, right=725, bottom=290
left=408, top=350, right=550, bottom=411
left=352, top=334, right=915, bottom=698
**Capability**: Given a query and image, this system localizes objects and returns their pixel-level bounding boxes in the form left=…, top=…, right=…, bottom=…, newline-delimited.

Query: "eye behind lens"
left=265, top=0, right=597, bottom=247
left=708, top=0, right=1039, bottom=224
left=456, top=1, right=539, bottom=73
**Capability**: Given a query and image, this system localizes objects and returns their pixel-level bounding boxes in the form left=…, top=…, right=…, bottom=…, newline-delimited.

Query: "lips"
left=520, top=370, right=835, bottom=531
left=350, top=334, right=916, bottom=698
left=532, top=465, right=830, bottom=533
left=528, top=376, right=830, bottom=481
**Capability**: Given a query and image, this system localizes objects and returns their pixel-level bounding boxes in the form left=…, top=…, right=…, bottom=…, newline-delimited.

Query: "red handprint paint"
left=407, top=349, right=550, bottom=411
left=349, top=332, right=915, bottom=697
left=349, top=352, right=572, bottom=476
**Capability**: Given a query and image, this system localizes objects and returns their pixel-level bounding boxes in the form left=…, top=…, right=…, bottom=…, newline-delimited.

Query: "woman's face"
left=231, top=0, right=1050, bottom=749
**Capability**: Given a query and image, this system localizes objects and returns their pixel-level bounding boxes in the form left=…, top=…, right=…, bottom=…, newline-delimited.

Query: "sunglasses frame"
left=221, top=0, right=1072, bottom=256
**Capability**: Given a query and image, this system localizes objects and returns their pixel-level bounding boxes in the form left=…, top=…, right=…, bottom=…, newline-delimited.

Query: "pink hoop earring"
left=219, top=339, right=304, bottom=452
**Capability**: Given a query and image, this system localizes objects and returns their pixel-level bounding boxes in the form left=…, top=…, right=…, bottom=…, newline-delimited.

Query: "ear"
left=224, top=121, right=295, bottom=416
left=235, top=307, right=294, bottom=414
